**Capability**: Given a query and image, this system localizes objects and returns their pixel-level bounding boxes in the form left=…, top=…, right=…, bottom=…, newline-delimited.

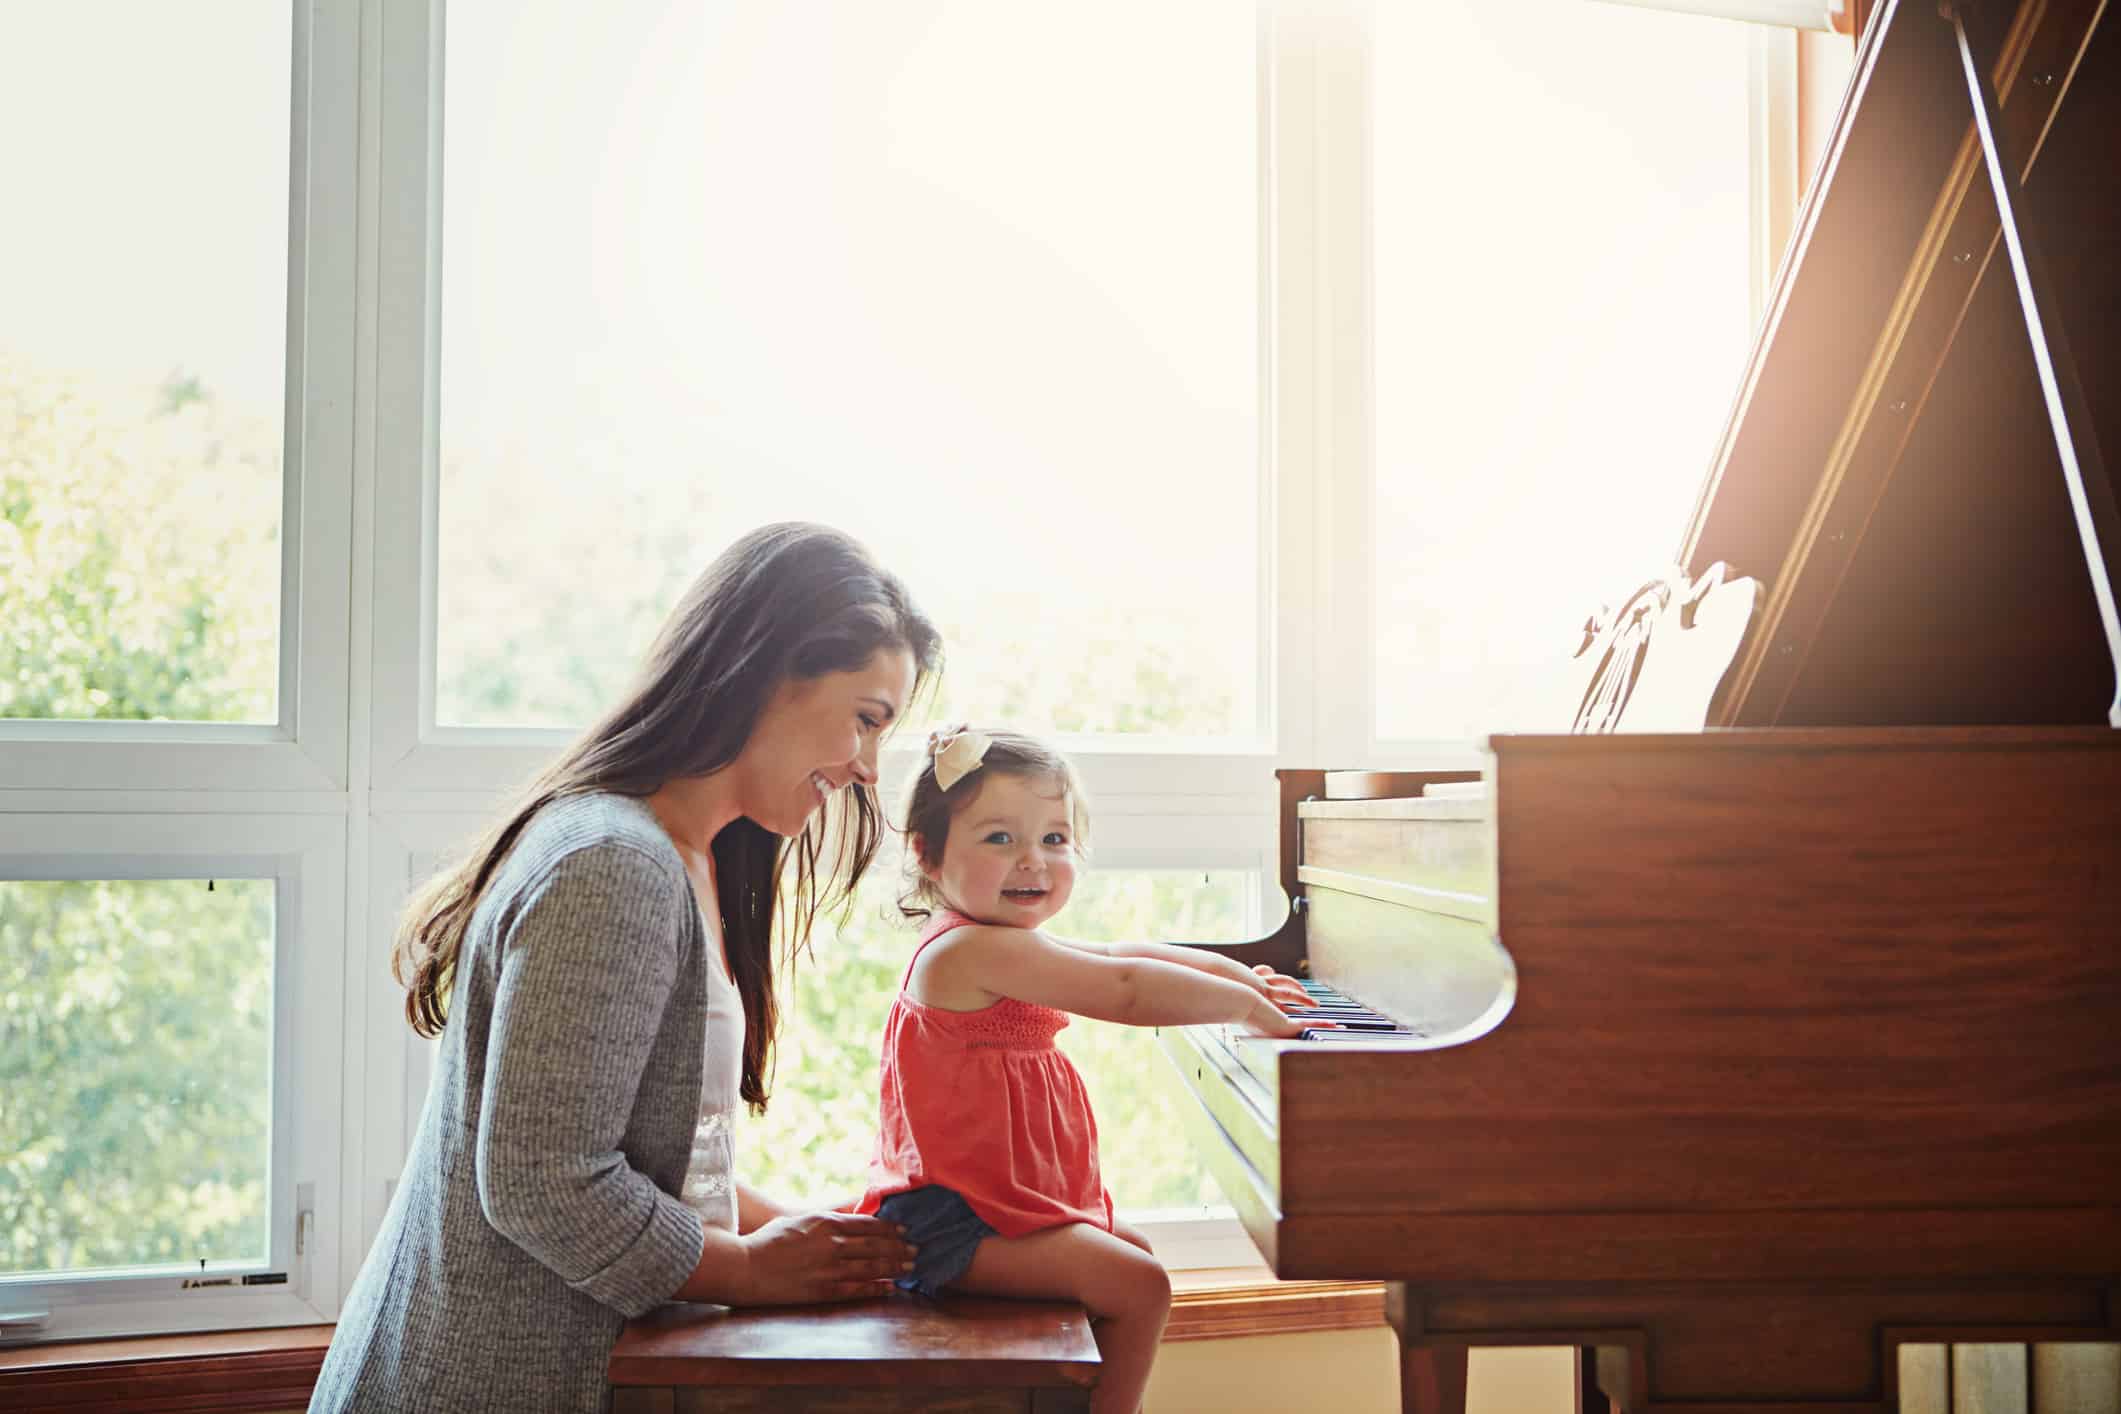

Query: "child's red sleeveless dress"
left=852, top=908, right=1114, bottom=1237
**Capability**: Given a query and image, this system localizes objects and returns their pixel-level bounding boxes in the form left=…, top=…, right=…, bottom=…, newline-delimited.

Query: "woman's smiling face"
left=734, top=646, right=914, bottom=837
left=924, top=771, right=1079, bottom=928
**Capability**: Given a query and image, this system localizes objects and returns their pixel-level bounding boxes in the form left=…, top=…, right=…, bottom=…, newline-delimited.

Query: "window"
left=0, top=0, right=354, bottom=1343
left=3, top=879, right=277, bottom=1281
left=1370, top=1, right=1765, bottom=746
left=3, top=0, right=1808, bottom=1343
left=435, top=0, right=1262, bottom=744
left=0, top=4, right=290, bottom=730
left=0, top=814, right=347, bottom=1344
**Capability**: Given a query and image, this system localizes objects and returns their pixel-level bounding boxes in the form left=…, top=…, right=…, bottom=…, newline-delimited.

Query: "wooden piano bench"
left=608, top=1289, right=1100, bottom=1413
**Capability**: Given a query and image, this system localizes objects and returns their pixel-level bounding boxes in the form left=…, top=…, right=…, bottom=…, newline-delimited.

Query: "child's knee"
left=1139, top=1256, right=1172, bottom=1314
left=1086, top=1243, right=1169, bottom=1321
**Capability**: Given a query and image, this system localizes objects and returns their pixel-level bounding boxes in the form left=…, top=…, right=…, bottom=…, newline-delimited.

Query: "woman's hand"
left=737, top=1211, right=915, bottom=1305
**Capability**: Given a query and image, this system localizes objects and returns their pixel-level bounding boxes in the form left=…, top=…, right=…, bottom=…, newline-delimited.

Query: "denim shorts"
left=876, top=1186, right=997, bottom=1297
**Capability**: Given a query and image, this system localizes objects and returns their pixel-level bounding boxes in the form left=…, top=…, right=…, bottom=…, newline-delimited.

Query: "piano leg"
left=1580, top=1347, right=1610, bottom=1414
left=1386, top=1283, right=1470, bottom=1414
left=1398, top=1342, right=1469, bottom=1414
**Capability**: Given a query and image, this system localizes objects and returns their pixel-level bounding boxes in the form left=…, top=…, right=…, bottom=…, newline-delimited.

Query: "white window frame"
left=0, top=811, right=347, bottom=1343
left=0, top=0, right=357, bottom=796
left=347, top=812, right=478, bottom=1273
left=0, top=0, right=362, bottom=1344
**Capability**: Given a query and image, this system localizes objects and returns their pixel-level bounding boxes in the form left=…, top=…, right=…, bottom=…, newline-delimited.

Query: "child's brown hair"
left=897, top=726, right=1091, bottom=921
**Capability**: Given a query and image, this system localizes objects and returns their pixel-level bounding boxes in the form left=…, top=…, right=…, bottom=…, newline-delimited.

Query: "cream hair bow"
left=930, top=726, right=993, bottom=791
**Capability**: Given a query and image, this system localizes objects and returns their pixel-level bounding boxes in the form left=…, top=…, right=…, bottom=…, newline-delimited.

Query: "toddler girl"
left=850, top=726, right=1313, bottom=1414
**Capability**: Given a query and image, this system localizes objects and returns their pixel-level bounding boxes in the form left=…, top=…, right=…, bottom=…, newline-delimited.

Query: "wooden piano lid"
left=1681, top=0, right=2119, bottom=730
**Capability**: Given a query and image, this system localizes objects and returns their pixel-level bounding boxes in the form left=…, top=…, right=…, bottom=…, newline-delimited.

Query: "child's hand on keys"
left=1243, top=993, right=1327, bottom=1038
left=1249, top=963, right=1313, bottom=1011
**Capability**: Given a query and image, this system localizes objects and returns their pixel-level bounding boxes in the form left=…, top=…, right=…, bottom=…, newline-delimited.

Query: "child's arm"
left=926, top=925, right=1305, bottom=1036
left=1055, top=935, right=1311, bottom=1010
left=736, top=1182, right=796, bottom=1235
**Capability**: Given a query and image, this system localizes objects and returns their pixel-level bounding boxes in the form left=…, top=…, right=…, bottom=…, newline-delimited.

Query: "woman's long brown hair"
left=389, top=522, right=941, bottom=1113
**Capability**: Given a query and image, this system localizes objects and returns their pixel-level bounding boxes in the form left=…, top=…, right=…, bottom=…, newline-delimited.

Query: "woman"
left=311, top=523, right=941, bottom=1413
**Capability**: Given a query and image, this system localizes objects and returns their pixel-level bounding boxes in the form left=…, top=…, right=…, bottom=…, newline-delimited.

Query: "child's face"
left=923, top=771, right=1078, bottom=929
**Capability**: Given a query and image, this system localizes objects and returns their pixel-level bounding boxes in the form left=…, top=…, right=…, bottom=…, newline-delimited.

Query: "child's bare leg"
left=949, top=1223, right=1171, bottom=1414
left=1110, top=1218, right=1156, bottom=1257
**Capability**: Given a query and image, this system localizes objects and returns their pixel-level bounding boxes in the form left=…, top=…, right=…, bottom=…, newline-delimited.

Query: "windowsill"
left=1166, top=1266, right=1388, bottom=1343
left=0, top=1323, right=334, bottom=1413
left=0, top=1273, right=1383, bottom=1404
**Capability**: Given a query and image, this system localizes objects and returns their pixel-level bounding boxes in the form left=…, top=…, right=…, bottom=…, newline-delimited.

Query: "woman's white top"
left=680, top=919, right=745, bottom=1233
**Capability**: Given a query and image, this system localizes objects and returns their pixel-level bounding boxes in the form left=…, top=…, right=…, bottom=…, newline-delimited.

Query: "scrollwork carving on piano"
left=1566, top=560, right=1759, bottom=734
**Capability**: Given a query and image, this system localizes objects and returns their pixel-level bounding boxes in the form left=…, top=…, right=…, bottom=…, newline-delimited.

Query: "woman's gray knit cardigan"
left=311, top=794, right=713, bottom=1413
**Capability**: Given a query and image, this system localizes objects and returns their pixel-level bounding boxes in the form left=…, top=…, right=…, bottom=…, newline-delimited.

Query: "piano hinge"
left=1294, top=793, right=1315, bottom=922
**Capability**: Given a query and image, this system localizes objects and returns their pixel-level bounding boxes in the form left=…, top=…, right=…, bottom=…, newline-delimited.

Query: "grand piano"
left=1162, top=2, right=2121, bottom=1410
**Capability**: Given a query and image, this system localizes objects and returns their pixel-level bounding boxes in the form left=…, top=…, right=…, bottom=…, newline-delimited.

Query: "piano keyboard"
left=1284, top=980, right=1426, bottom=1042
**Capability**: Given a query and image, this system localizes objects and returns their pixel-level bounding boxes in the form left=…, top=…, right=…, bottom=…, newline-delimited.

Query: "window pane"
left=438, top=2, right=1258, bottom=740
left=0, top=5, right=289, bottom=725
left=743, top=865, right=1253, bottom=1213
left=1371, top=1, right=1756, bottom=741
left=1048, top=869, right=1251, bottom=1211
left=1, top=879, right=276, bottom=1279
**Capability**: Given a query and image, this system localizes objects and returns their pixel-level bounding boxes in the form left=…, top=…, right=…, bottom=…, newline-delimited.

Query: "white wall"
left=1147, top=1329, right=1577, bottom=1413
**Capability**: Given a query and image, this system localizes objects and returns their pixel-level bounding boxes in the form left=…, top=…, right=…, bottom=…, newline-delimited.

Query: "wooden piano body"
left=1167, top=738, right=2121, bottom=1411
left=1164, top=1, right=2121, bottom=1409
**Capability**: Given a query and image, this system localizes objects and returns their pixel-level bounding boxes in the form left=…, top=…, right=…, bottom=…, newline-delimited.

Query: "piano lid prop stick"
left=1944, top=1, right=2121, bottom=725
